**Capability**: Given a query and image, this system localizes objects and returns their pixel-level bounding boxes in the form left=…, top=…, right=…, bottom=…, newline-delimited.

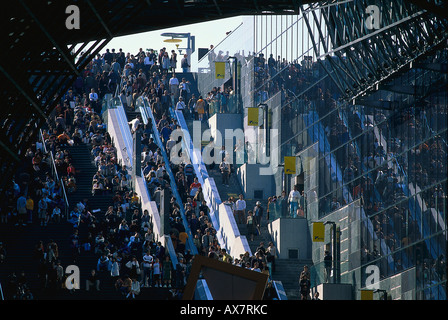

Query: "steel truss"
left=300, top=0, right=448, bottom=103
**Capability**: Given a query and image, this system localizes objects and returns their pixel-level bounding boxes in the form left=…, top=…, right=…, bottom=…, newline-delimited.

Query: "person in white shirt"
left=152, top=258, right=162, bottom=288
left=52, top=206, right=62, bottom=223
left=234, top=194, right=247, bottom=224
left=141, top=251, right=154, bottom=287
left=128, top=115, right=142, bottom=134
left=219, top=158, right=231, bottom=186
left=175, top=96, right=186, bottom=112
left=89, top=88, right=98, bottom=103
left=110, top=257, right=120, bottom=279
left=141, top=150, right=153, bottom=165
left=155, top=164, right=165, bottom=178
left=169, top=73, right=179, bottom=99
left=144, top=54, right=153, bottom=67
left=288, top=185, right=301, bottom=218
left=89, top=88, right=99, bottom=112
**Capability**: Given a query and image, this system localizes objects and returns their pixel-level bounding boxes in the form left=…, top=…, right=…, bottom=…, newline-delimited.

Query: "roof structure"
left=0, top=0, right=446, bottom=187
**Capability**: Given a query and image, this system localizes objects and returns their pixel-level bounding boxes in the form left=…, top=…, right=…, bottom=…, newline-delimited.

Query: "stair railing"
left=104, top=96, right=180, bottom=271
left=39, top=129, right=70, bottom=220
left=139, top=97, right=198, bottom=256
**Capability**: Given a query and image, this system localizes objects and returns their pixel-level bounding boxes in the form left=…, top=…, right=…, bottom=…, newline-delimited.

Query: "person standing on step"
left=299, top=269, right=311, bottom=300
left=170, top=50, right=177, bottom=73
left=179, top=78, right=190, bottom=103
left=253, top=201, right=264, bottom=235
left=196, top=95, right=205, bottom=121
left=175, top=96, right=186, bottom=117
left=246, top=211, right=255, bottom=242
left=266, top=242, right=277, bottom=273
left=181, top=54, right=190, bottom=73
left=188, top=93, right=197, bottom=120
left=219, top=157, right=231, bottom=187
left=288, top=184, right=302, bottom=218
left=169, top=73, right=179, bottom=99
left=234, top=194, right=246, bottom=224
left=37, top=196, right=48, bottom=227
left=141, top=250, right=154, bottom=287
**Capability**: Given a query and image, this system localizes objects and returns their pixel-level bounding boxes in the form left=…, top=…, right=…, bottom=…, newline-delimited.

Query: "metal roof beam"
left=19, top=0, right=79, bottom=76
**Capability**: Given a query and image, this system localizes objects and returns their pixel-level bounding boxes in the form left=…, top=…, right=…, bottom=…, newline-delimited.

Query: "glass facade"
left=197, top=8, right=447, bottom=299
left=273, top=48, right=447, bottom=299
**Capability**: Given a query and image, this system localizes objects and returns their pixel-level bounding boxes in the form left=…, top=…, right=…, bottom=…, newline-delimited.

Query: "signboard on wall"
left=215, top=61, right=225, bottom=79
left=360, top=289, right=374, bottom=300
left=247, top=107, right=259, bottom=126
left=284, top=156, right=296, bottom=175
left=312, top=222, right=325, bottom=242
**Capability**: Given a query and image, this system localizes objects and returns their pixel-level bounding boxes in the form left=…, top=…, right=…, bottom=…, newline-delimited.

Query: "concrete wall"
left=208, top=113, right=244, bottom=149
left=217, top=202, right=252, bottom=258
left=237, top=163, right=274, bottom=200
left=268, top=218, right=310, bottom=260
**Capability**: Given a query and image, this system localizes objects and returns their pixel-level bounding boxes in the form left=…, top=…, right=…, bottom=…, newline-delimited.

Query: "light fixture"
left=163, top=38, right=182, bottom=43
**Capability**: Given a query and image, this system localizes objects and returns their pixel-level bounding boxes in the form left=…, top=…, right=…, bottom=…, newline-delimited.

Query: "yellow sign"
left=284, top=156, right=296, bottom=175
left=247, top=107, right=259, bottom=126
left=360, top=289, right=374, bottom=300
left=215, top=61, right=225, bottom=79
left=312, top=222, right=325, bottom=242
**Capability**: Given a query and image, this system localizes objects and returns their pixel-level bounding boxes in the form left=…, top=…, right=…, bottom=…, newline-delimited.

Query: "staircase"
left=67, top=143, right=112, bottom=215
left=271, top=259, right=313, bottom=300
left=176, top=72, right=200, bottom=99
left=0, top=138, right=173, bottom=300
left=183, top=118, right=313, bottom=300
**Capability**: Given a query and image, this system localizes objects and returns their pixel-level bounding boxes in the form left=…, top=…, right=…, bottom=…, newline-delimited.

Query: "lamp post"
left=227, top=56, right=243, bottom=114
left=324, top=221, right=338, bottom=283
left=257, top=103, right=269, bottom=158
left=161, top=32, right=195, bottom=71
left=374, top=289, right=388, bottom=300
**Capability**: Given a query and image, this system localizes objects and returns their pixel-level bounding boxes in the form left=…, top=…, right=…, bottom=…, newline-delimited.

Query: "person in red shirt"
left=67, top=163, right=76, bottom=176
left=57, top=131, right=71, bottom=147
left=189, top=177, right=201, bottom=197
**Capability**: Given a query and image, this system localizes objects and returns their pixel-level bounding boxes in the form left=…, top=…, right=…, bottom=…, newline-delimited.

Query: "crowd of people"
left=118, top=48, right=285, bottom=299
left=133, top=86, right=269, bottom=265
left=252, top=49, right=447, bottom=285
left=81, top=45, right=284, bottom=299
left=70, top=50, right=190, bottom=298
left=6, top=39, right=444, bottom=299
left=210, top=45, right=446, bottom=291
left=0, top=45, right=197, bottom=300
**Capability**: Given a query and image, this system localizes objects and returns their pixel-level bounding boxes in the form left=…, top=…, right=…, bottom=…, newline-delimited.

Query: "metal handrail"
left=39, top=129, right=70, bottom=219
left=0, top=281, right=4, bottom=300
left=104, top=96, right=180, bottom=271
left=60, top=176, right=70, bottom=220
left=139, top=97, right=198, bottom=256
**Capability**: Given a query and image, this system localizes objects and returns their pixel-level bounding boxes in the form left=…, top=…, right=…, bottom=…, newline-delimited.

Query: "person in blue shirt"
left=183, top=162, right=195, bottom=186
left=142, top=162, right=152, bottom=176
left=16, top=193, right=27, bottom=226
left=160, top=122, right=172, bottom=146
